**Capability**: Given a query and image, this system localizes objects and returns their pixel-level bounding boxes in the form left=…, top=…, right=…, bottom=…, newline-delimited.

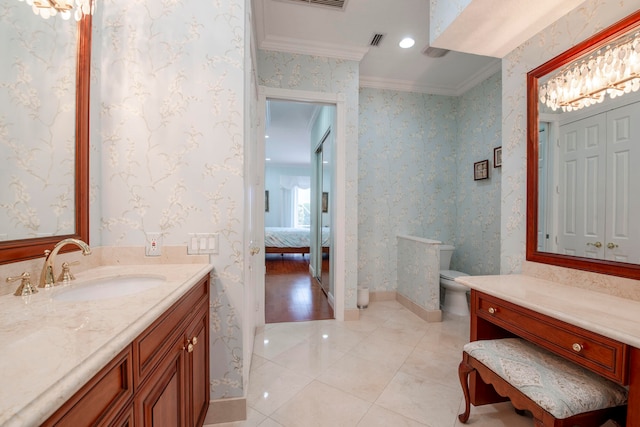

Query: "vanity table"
left=456, top=274, right=640, bottom=425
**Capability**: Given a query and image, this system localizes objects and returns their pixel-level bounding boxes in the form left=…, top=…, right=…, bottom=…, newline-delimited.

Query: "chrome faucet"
left=39, top=238, right=91, bottom=288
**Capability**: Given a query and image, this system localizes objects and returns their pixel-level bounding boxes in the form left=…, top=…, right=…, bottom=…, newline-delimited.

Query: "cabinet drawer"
left=474, top=291, right=630, bottom=384
left=133, top=276, right=209, bottom=386
left=43, top=346, right=133, bottom=427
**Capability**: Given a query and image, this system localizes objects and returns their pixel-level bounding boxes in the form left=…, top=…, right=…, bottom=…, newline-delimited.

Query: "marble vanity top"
left=0, top=263, right=213, bottom=427
left=456, top=274, right=640, bottom=349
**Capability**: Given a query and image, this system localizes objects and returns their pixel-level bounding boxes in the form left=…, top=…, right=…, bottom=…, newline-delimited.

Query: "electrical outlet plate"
left=145, top=232, right=162, bottom=256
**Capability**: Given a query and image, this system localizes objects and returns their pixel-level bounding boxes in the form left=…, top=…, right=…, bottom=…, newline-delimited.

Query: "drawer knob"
left=187, top=343, right=194, bottom=353
left=572, top=343, right=583, bottom=352
left=488, top=307, right=497, bottom=314
left=191, top=336, right=198, bottom=346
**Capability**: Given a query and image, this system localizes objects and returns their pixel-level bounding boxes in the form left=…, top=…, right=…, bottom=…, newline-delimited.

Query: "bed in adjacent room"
left=265, top=227, right=330, bottom=255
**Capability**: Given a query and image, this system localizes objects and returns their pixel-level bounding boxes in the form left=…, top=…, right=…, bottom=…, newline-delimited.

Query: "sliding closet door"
left=314, top=131, right=331, bottom=296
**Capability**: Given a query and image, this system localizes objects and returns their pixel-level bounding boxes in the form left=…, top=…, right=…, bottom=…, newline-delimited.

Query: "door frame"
left=256, top=86, right=346, bottom=324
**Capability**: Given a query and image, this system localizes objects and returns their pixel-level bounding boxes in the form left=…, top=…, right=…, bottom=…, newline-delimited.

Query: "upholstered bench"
left=458, top=338, right=628, bottom=427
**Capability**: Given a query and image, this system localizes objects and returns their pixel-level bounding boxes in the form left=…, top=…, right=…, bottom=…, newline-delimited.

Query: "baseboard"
left=344, top=308, right=360, bottom=321
left=370, top=290, right=395, bottom=301
left=396, top=293, right=442, bottom=323
left=203, top=397, right=247, bottom=424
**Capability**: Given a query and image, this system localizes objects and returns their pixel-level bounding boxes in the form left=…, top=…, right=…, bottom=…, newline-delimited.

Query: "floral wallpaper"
left=358, top=88, right=457, bottom=291
left=0, top=5, right=77, bottom=240
left=455, top=72, right=501, bottom=275
left=358, top=74, right=501, bottom=293
left=500, top=0, right=638, bottom=274
left=94, top=0, right=248, bottom=399
left=257, top=50, right=360, bottom=309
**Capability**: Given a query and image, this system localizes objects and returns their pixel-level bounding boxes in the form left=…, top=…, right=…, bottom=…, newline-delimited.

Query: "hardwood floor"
left=265, top=254, right=333, bottom=324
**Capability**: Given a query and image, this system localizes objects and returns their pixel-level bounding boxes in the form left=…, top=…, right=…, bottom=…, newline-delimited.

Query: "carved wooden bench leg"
left=458, top=358, right=474, bottom=423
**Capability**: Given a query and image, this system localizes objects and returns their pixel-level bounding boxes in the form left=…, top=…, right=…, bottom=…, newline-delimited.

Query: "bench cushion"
left=463, top=338, right=628, bottom=419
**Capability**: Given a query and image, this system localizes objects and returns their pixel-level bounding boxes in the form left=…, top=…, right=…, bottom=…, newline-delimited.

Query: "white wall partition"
left=396, top=235, right=442, bottom=322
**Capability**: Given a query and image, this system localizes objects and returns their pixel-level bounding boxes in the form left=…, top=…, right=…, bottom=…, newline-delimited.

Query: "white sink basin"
left=53, top=275, right=166, bottom=302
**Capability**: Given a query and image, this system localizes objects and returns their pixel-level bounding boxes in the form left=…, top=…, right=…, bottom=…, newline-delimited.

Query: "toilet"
left=439, top=244, right=470, bottom=316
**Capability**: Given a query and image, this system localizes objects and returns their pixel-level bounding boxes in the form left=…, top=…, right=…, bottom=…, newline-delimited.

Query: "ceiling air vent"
left=423, top=46, right=450, bottom=58
left=369, top=33, right=385, bottom=47
left=284, top=0, right=346, bottom=9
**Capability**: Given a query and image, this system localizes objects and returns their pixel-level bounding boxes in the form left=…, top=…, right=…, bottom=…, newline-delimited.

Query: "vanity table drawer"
left=474, top=291, right=629, bottom=384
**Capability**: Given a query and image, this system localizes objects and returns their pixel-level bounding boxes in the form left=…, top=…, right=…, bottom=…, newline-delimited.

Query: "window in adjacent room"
left=293, top=186, right=310, bottom=228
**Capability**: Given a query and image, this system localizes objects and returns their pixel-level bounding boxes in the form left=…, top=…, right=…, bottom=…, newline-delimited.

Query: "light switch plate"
left=187, top=233, right=219, bottom=255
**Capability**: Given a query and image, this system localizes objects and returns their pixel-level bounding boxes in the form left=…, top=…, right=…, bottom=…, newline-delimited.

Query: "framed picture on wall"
left=494, top=146, right=502, bottom=168
left=265, top=190, right=269, bottom=212
left=474, top=160, right=489, bottom=181
left=322, top=192, right=328, bottom=213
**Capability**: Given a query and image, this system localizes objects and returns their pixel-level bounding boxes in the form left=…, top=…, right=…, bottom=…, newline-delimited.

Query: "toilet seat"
left=440, top=270, right=470, bottom=316
left=440, top=270, right=469, bottom=291
left=440, top=270, right=469, bottom=281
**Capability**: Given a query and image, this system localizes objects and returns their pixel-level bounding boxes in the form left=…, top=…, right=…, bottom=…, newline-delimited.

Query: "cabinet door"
left=111, top=405, right=134, bottom=427
left=135, top=339, right=186, bottom=427
left=185, top=300, right=210, bottom=427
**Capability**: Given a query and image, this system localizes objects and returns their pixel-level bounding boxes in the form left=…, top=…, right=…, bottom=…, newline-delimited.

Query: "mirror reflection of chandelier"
left=539, top=31, right=640, bottom=112
left=19, top=0, right=94, bottom=20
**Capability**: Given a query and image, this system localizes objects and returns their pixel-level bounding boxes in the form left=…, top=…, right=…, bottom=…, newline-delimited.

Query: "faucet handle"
left=7, top=272, right=38, bottom=296
left=57, top=261, right=79, bottom=283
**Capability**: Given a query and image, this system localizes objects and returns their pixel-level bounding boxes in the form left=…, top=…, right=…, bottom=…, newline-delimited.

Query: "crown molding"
left=454, top=59, right=502, bottom=96
left=259, top=34, right=369, bottom=61
left=360, top=59, right=502, bottom=96
left=359, top=76, right=457, bottom=96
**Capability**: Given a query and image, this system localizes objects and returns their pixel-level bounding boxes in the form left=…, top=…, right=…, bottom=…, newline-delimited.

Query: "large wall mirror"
left=0, top=7, right=91, bottom=264
left=527, top=10, right=640, bottom=280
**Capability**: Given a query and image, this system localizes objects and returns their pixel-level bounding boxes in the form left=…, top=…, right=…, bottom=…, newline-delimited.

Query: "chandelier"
left=19, top=0, right=94, bottom=20
left=539, top=30, right=640, bottom=112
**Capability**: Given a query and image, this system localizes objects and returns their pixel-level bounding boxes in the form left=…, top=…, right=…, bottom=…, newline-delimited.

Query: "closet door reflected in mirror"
left=538, top=97, right=640, bottom=264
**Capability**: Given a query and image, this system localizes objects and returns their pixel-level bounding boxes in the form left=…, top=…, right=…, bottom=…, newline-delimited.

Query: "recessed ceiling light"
left=265, top=135, right=269, bottom=138
left=399, top=37, right=415, bottom=49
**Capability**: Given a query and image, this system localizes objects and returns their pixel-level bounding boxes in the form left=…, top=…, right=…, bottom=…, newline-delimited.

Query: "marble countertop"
left=456, top=274, right=640, bottom=349
left=0, top=263, right=213, bottom=427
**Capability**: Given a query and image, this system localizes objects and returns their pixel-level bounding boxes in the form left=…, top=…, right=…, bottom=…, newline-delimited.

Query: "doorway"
left=253, top=86, right=347, bottom=326
left=263, top=99, right=335, bottom=323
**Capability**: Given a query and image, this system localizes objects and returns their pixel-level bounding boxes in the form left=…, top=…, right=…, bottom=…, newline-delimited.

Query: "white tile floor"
left=206, top=300, right=535, bottom=427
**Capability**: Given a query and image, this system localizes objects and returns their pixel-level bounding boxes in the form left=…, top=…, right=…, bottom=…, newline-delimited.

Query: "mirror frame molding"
left=526, top=10, right=640, bottom=280
left=0, top=15, right=91, bottom=265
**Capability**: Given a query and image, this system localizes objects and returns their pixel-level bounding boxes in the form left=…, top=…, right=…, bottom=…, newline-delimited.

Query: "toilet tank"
left=439, top=245, right=455, bottom=270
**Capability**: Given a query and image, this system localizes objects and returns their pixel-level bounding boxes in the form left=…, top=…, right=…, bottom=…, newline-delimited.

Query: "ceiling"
left=253, top=0, right=501, bottom=96
left=265, top=100, right=321, bottom=167
left=255, top=0, right=585, bottom=166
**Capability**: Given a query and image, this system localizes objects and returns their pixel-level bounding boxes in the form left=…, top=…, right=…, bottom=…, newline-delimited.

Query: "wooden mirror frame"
left=526, top=10, right=640, bottom=280
left=0, top=15, right=91, bottom=264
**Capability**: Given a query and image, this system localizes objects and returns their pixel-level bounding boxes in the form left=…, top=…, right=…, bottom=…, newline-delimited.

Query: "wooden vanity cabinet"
left=41, top=346, right=134, bottom=427
left=134, top=295, right=210, bottom=427
left=43, top=275, right=210, bottom=427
